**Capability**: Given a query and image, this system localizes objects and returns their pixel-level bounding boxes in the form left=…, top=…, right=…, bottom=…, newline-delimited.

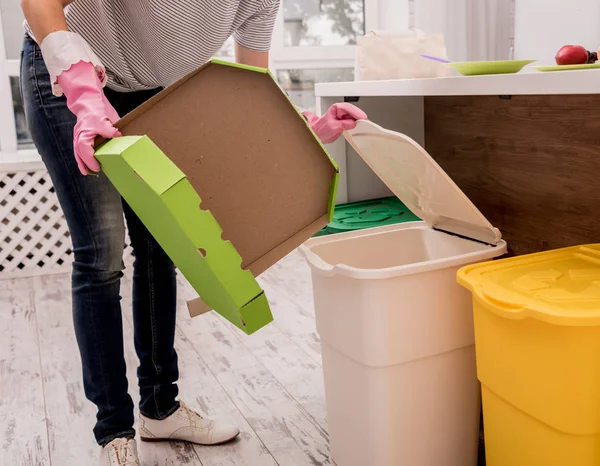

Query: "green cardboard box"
left=95, top=60, right=338, bottom=335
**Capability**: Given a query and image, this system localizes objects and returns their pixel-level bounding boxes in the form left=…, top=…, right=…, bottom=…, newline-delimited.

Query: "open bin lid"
left=344, top=120, right=502, bottom=246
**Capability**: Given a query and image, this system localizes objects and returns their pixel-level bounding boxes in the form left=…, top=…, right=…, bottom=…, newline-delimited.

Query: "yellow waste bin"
left=457, top=244, right=600, bottom=466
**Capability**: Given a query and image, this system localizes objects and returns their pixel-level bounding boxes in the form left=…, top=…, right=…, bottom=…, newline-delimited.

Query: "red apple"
left=555, top=45, right=596, bottom=65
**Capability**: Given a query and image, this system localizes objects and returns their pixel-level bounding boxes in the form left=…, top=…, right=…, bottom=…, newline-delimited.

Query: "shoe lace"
left=111, top=439, right=137, bottom=465
left=179, top=401, right=212, bottom=429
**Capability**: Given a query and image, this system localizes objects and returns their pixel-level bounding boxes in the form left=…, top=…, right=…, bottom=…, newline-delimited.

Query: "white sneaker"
left=139, top=400, right=240, bottom=445
left=99, top=438, right=139, bottom=466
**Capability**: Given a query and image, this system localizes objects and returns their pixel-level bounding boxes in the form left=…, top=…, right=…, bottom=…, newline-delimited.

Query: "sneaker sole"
left=140, top=431, right=240, bottom=445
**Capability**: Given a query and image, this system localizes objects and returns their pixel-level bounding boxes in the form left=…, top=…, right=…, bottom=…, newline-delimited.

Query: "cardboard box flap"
left=113, top=136, right=186, bottom=196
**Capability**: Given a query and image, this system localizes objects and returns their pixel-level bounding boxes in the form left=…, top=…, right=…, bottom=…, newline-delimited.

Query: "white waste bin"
left=300, top=120, right=508, bottom=466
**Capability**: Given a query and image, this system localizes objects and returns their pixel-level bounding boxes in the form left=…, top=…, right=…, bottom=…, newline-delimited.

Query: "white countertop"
left=315, top=69, right=600, bottom=97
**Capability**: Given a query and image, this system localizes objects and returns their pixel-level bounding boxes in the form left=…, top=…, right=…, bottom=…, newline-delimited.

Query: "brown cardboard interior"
left=115, top=62, right=336, bottom=315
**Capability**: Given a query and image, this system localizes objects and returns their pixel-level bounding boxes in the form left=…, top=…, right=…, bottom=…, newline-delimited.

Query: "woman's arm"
left=21, top=0, right=107, bottom=99
left=21, top=0, right=71, bottom=43
left=233, top=0, right=277, bottom=68
left=20, top=0, right=120, bottom=176
left=234, top=42, right=269, bottom=68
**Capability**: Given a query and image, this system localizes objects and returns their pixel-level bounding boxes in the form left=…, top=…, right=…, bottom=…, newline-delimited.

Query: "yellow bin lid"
left=458, top=244, right=600, bottom=326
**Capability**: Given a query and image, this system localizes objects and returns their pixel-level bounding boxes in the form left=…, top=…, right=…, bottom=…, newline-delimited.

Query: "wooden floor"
left=0, top=250, right=332, bottom=466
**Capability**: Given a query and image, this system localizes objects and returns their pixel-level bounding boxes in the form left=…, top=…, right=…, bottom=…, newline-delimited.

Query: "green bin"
left=315, top=196, right=420, bottom=237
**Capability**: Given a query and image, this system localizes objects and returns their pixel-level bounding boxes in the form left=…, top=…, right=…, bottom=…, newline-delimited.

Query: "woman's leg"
left=102, top=88, right=180, bottom=419
left=21, top=36, right=134, bottom=445
left=122, top=202, right=179, bottom=420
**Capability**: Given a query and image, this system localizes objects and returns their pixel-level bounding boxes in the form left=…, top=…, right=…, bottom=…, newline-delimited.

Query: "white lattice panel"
left=0, top=169, right=133, bottom=279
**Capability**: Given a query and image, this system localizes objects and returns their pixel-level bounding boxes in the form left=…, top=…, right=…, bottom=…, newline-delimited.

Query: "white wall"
left=377, top=0, right=412, bottom=31
left=467, top=0, right=515, bottom=61
left=413, top=0, right=515, bottom=62
left=414, top=0, right=469, bottom=61
left=515, top=0, right=600, bottom=65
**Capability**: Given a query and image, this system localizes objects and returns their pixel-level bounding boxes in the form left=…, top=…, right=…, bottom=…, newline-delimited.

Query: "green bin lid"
left=322, top=196, right=420, bottom=235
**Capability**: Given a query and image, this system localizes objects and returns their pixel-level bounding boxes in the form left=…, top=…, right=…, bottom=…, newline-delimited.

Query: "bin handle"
left=301, top=249, right=337, bottom=276
left=479, top=290, right=527, bottom=317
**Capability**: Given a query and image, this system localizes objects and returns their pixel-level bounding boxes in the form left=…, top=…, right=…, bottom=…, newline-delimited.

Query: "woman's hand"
left=35, top=31, right=118, bottom=176
left=303, top=103, right=368, bottom=144
left=57, top=61, right=121, bottom=175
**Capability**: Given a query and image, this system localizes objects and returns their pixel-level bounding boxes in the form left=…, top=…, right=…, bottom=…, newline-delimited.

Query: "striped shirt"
left=27, top=0, right=280, bottom=92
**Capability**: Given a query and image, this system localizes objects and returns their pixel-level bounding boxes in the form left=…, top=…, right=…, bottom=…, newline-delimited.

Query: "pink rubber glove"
left=57, top=61, right=121, bottom=176
left=303, top=103, right=368, bottom=144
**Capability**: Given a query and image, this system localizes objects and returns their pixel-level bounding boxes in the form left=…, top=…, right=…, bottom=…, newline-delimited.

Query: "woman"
left=19, top=0, right=367, bottom=464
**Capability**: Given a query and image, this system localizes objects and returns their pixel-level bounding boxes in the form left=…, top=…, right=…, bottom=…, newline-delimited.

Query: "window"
left=282, top=0, right=365, bottom=47
left=11, top=77, right=33, bottom=149
left=271, top=0, right=371, bottom=106
left=0, top=1, right=25, bottom=159
left=215, top=36, right=235, bottom=60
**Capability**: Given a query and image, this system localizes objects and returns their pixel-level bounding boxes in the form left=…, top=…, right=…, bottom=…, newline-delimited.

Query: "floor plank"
left=256, top=283, right=323, bottom=367
left=3, top=248, right=331, bottom=466
left=0, top=278, right=50, bottom=466
left=33, top=275, right=75, bottom=329
left=0, top=278, right=38, bottom=360
left=228, top=326, right=328, bottom=432
left=178, top=280, right=328, bottom=432
left=258, top=251, right=323, bottom=366
left=40, top=327, right=99, bottom=464
left=176, top=303, right=332, bottom=465
left=173, top=329, right=279, bottom=466
left=260, top=250, right=315, bottom=315
left=0, top=356, right=50, bottom=466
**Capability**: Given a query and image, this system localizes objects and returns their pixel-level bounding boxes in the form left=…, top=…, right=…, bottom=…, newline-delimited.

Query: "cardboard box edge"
left=210, top=58, right=268, bottom=74
left=185, top=213, right=329, bottom=318
left=187, top=290, right=273, bottom=335
left=96, top=136, right=183, bottom=197
left=328, top=172, right=340, bottom=222
left=93, top=62, right=214, bottom=148
left=266, top=68, right=340, bottom=173
left=160, top=178, right=265, bottom=310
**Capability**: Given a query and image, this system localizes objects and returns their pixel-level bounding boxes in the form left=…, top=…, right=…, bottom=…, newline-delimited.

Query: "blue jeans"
left=20, top=36, right=180, bottom=445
